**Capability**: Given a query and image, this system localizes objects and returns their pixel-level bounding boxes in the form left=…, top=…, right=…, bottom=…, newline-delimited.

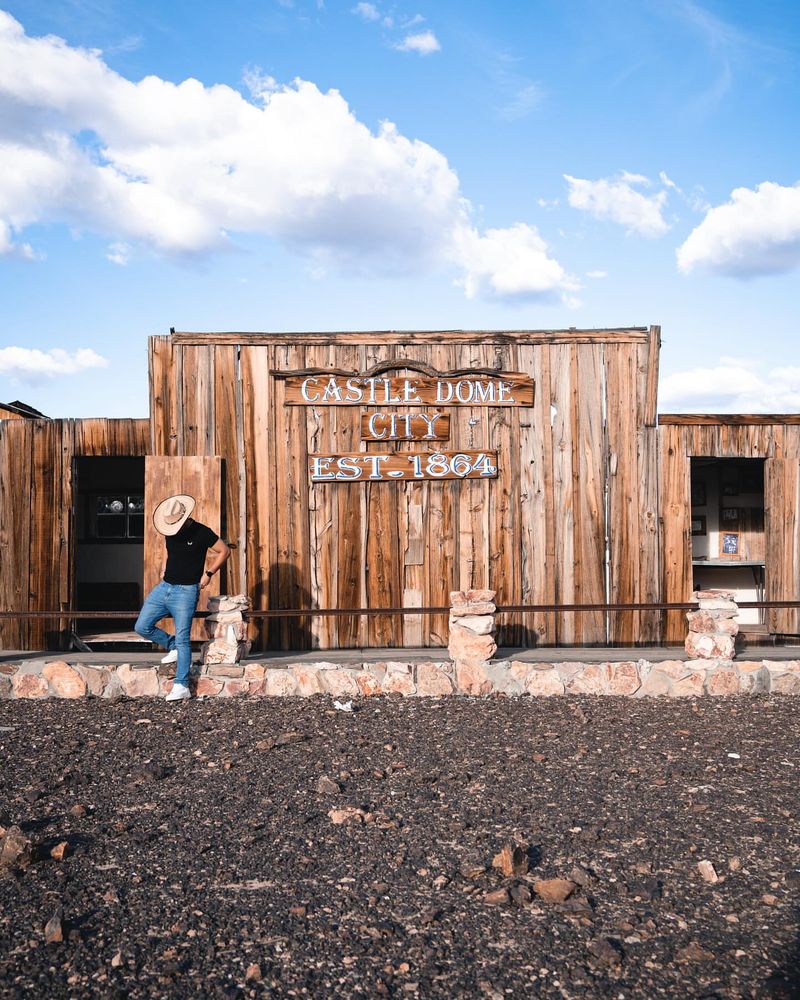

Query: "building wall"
left=658, top=417, right=800, bottom=640
left=149, top=328, right=662, bottom=650
left=0, top=418, right=149, bottom=649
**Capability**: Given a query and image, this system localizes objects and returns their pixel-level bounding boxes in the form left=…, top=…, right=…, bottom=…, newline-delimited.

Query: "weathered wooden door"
left=143, top=456, right=222, bottom=639
left=764, top=457, right=800, bottom=635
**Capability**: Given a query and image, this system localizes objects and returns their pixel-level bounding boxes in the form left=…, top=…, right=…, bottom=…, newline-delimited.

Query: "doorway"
left=689, top=457, right=765, bottom=631
left=74, top=457, right=146, bottom=646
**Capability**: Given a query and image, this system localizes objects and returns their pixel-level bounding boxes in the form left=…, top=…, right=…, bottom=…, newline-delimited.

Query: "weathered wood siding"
left=658, top=418, right=800, bottom=641
left=0, top=418, right=149, bottom=649
left=150, top=329, right=661, bottom=650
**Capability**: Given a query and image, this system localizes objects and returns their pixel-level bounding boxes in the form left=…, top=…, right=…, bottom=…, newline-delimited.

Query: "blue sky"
left=0, top=0, right=799, bottom=416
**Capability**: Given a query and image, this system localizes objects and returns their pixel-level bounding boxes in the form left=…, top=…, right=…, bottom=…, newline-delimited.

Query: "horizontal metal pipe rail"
left=2, top=601, right=800, bottom=620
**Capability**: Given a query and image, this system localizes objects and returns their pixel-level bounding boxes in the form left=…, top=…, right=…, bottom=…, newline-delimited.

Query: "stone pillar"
left=685, top=589, right=739, bottom=660
left=201, top=595, right=252, bottom=665
left=448, top=589, right=498, bottom=663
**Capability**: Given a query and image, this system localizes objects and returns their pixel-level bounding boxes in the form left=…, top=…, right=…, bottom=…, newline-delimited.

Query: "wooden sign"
left=361, top=412, right=450, bottom=441
left=309, top=451, right=498, bottom=482
left=286, top=373, right=533, bottom=406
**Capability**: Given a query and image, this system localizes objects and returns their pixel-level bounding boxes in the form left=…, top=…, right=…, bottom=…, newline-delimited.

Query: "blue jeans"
left=135, top=581, right=199, bottom=686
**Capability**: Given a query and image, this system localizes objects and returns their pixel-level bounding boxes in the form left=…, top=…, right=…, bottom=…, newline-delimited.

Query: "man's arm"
left=200, top=539, right=231, bottom=589
left=160, top=554, right=167, bottom=580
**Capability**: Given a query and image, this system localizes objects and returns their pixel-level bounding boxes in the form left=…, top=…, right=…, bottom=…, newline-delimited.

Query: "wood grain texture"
left=765, top=458, right=800, bottom=635
left=174, top=328, right=650, bottom=346
left=660, top=424, right=692, bottom=642
left=660, top=414, right=800, bottom=425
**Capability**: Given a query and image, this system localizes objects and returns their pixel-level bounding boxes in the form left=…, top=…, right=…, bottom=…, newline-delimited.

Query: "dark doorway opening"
left=74, top=457, right=146, bottom=647
left=690, top=457, right=766, bottom=639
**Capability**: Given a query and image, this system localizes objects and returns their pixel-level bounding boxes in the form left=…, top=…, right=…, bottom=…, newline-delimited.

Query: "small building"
left=1, top=326, right=798, bottom=652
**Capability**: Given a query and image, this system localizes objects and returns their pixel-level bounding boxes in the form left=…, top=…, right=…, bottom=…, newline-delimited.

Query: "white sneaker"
left=165, top=682, right=190, bottom=702
left=161, top=648, right=178, bottom=664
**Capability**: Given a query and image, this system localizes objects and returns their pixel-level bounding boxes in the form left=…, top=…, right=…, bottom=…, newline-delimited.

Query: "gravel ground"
left=0, top=696, right=799, bottom=999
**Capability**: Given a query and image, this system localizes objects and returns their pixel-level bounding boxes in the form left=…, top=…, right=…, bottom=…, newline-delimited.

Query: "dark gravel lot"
left=1, top=695, right=799, bottom=999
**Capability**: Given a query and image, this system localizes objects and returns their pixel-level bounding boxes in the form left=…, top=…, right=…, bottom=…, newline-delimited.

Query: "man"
left=135, top=494, right=230, bottom=702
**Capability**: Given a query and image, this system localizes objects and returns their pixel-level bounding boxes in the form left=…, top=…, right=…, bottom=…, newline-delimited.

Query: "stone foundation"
left=1, top=656, right=798, bottom=700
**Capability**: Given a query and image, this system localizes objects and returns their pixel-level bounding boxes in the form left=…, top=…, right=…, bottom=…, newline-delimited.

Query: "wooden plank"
left=213, top=345, right=241, bottom=594
left=28, top=420, right=60, bottom=649
left=550, top=344, right=575, bottom=644
left=487, top=342, right=521, bottom=645
left=173, top=328, right=651, bottom=347
left=181, top=345, right=214, bottom=456
left=361, top=342, right=401, bottom=647
left=361, top=412, right=450, bottom=441
left=148, top=336, right=179, bottom=456
left=660, top=424, right=691, bottom=642
left=517, top=344, right=557, bottom=645
left=606, top=344, right=640, bottom=643
left=272, top=345, right=312, bottom=649
left=574, top=343, right=607, bottom=642
left=644, top=325, right=661, bottom=427
left=660, top=414, right=800, bottom=426
left=0, top=420, right=31, bottom=648
left=327, top=343, right=362, bottom=648
left=240, top=346, right=274, bottom=649
left=284, top=373, right=534, bottom=406
left=765, top=458, right=800, bottom=635
left=425, top=342, right=461, bottom=646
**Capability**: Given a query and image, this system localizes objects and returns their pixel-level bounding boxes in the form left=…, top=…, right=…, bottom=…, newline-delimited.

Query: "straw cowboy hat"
left=153, top=494, right=196, bottom=536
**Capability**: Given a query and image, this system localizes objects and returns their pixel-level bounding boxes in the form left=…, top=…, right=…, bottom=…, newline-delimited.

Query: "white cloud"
left=0, top=346, right=108, bottom=381
left=0, top=11, right=573, bottom=303
left=659, top=357, right=800, bottom=412
left=395, top=30, right=440, bottom=55
left=586, top=269, right=607, bottom=279
left=452, top=223, right=578, bottom=302
left=677, top=181, right=800, bottom=276
left=352, top=2, right=379, bottom=20
left=564, top=171, right=670, bottom=237
left=107, top=241, right=131, bottom=265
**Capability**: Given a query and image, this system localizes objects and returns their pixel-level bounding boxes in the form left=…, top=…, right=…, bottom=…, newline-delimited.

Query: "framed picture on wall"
left=721, top=506, right=739, bottom=523
left=691, top=481, right=706, bottom=506
left=691, top=515, right=707, bottom=536
left=722, top=483, right=739, bottom=496
left=720, top=531, right=740, bottom=557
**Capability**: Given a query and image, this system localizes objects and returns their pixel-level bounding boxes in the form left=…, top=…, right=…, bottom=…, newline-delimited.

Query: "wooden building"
left=2, top=326, right=799, bottom=652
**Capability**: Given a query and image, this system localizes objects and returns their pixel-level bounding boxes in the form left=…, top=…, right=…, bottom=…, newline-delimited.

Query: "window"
left=95, top=494, right=145, bottom=539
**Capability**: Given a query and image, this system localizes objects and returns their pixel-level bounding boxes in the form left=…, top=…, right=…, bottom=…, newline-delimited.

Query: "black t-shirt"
left=164, top=519, right=219, bottom=585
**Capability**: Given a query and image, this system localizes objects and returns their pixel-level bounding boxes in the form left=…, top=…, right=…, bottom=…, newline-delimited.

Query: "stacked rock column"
left=448, top=589, right=498, bottom=693
left=685, top=589, right=739, bottom=660
left=201, top=595, right=252, bottom=665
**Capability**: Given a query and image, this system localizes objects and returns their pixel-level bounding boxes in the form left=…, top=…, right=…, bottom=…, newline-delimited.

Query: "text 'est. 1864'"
left=309, top=451, right=498, bottom=482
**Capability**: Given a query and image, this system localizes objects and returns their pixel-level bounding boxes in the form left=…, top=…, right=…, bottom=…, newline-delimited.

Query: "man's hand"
left=199, top=574, right=210, bottom=590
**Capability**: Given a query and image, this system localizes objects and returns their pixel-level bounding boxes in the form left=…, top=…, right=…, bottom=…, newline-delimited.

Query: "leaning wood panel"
left=765, top=458, right=800, bottom=635
left=0, top=420, right=32, bottom=648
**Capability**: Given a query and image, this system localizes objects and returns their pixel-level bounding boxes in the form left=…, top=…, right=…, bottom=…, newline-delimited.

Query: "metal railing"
left=2, top=600, right=800, bottom=620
